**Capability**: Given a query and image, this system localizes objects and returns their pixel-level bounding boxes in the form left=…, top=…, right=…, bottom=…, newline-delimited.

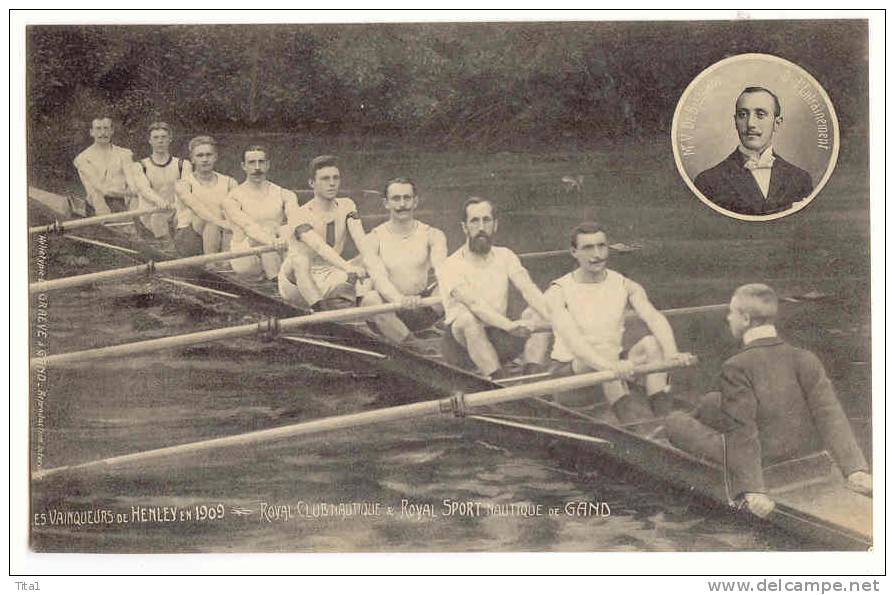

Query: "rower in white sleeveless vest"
left=360, top=177, right=448, bottom=344
left=278, top=155, right=369, bottom=311
left=546, top=221, right=688, bottom=424
left=173, top=135, right=237, bottom=256
left=436, top=197, right=551, bottom=379
left=132, top=121, right=189, bottom=239
left=222, top=145, right=294, bottom=279
left=72, top=117, right=141, bottom=216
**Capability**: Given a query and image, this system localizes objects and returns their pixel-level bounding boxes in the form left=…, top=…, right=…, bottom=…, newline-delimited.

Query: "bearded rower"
left=222, top=145, right=295, bottom=279
left=546, top=221, right=685, bottom=424
left=360, top=177, right=448, bottom=344
left=173, top=135, right=237, bottom=256
left=436, top=197, right=550, bottom=379
left=278, top=155, right=368, bottom=311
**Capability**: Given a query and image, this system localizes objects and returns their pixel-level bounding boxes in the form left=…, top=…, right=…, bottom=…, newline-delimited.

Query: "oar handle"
left=29, top=243, right=282, bottom=294
left=36, top=294, right=443, bottom=366
left=28, top=207, right=170, bottom=235
left=460, top=356, right=698, bottom=411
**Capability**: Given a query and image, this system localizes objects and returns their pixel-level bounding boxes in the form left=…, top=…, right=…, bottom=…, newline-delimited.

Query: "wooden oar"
left=29, top=243, right=282, bottom=294
left=28, top=207, right=170, bottom=235
left=32, top=356, right=695, bottom=481
left=35, top=296, right=442, bottom=366
left=33, top=237, right=571, bottom=295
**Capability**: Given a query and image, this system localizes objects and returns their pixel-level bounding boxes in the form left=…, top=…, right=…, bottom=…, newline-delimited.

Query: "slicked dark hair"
left=462, top=197, right=496, bottom=222
left=738, top=86, right=782, bottom=117
left=570, top=221, right=607, bottom=248
left=308, top=155, right=340, bottom=180
left=384, top=177, right=418, bottom=198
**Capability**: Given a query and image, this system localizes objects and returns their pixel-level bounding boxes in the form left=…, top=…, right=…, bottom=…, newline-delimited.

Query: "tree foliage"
left=27, top=21, right=867, bottom=157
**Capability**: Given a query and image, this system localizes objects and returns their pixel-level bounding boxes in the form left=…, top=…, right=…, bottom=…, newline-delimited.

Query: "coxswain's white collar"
left=743, top=324, right=777, bottom=345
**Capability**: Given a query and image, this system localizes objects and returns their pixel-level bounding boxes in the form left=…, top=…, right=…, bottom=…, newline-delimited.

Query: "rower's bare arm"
left=346, top=216, right=368, bottom=251
left=127, top=163, right=169, bottom=208
left=74, top=159, right=108, bottom=204
left=222, top=195, right=276, bottom=245
left=509, top=268, right=550, bottom=323
left=450, top=282, right=516, bottom=331
left=627, top=280, right=679, bottom=357
left=73, top=162, right=101, bottom=195
left=295, top=228, right=358, bottom=273
left=545, top=287, right=616, bottom=371
left=362, top=237, right=404, bottom=303
left=175, top=181, right=226, bottom=226
left=428, top=228, right=448, bottom=269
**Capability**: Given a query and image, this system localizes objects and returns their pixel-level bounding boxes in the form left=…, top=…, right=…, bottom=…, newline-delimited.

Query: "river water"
left=31, top=144, right=870, bottom=552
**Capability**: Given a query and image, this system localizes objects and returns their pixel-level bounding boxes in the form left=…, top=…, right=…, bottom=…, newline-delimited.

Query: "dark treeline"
left=27, top=20, right=867, bottom=161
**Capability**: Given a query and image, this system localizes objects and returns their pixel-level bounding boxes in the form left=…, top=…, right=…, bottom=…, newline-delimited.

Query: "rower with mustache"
left=73, top=117, right=144, bottom=216
left=360, top=177, right=448, bottom=344
left=222, top=144, right=294, bottom=280
left=436, top=197, right=550, bottom=379
left=546, top=221, right=686, bottom=425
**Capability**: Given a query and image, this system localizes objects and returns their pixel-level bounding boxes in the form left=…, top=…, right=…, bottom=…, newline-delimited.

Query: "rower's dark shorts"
left=85, top=195, right=127, bottom=217
left=393, top=285, right=441, bottom=332
left=441, top=325, right=526, bottom=370
left=174, top=227, right=203, bottom=257
left=106, top=195, right=128, bottom=213
left=396, top=306, right=442, bottom=332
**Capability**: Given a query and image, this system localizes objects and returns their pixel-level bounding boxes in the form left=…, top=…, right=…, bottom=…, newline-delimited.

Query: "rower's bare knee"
left=631, top=334, right=662, bottom=363
left=451, top=308, right=485, bottom=344
left=520, top=306, right=547, bottom=326
left=288, top=249, right=311, bottom=273
left=361, top=291, right=384, bottom=307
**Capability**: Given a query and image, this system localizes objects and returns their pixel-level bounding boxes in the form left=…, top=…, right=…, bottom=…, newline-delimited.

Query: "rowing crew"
left=74, top=118, right=871, bottom=517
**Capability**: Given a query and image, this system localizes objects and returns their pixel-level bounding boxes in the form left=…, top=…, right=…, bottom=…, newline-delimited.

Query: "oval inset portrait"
left=672, top=53, right=839, bottom=221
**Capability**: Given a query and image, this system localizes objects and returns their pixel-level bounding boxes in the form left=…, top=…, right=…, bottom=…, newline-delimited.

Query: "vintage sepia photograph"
left=14, top=12, right=883, bottom=577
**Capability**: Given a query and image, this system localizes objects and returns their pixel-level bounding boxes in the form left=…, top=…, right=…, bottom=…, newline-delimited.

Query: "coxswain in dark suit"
left=663, top=284, right=871, bottom=518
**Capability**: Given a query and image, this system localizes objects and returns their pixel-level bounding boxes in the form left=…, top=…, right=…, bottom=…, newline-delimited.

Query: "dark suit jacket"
left=720, top=337, right=868, bottom=497
left=694, top=150, right=814, bottom=216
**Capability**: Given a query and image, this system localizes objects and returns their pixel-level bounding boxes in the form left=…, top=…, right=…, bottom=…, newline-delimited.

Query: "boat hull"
left=28, top=187, right=872, bottom=550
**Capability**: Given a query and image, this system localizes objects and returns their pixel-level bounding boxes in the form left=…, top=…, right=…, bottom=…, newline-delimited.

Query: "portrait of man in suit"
left=693, top=86, right=814, bottom=216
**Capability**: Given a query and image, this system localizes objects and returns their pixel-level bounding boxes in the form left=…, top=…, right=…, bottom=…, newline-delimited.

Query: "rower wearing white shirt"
left=360, top=177, right=447, bottom=344
left=278, top=155, right=369, bottom=311
left=222, top=145, right=295, bottom=279
left=133, top=121, right=189, bottom=239
left=173, top=135, right=237, bottom=256
left=546, top=221, right=685, bottom=424
left=72, top=117, right=141, bottom=215
left=436, top=197, right=550, bottom=378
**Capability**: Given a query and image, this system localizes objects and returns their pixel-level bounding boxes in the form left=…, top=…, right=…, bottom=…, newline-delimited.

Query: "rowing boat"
left=27, top=186, right=872, bottom=550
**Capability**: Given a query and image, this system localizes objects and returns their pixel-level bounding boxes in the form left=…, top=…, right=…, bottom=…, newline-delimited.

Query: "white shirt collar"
left=738, top=144, right=774, bottom=164
left=743, top=324, right=778, bottom=345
